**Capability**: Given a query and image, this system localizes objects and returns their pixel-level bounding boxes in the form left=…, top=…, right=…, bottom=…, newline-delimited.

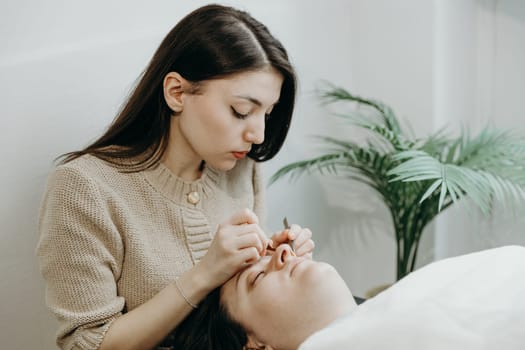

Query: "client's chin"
left=292, top=262, right=357, bottom=345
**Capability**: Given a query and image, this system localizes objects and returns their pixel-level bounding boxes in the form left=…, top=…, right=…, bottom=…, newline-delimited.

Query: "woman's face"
left=221, top=244, right=356, bottom=349
left=174, top=67, right=283, bottom=171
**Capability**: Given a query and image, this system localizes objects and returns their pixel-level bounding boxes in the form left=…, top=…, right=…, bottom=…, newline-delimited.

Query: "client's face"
left=221, top=244, right=356, bottom=350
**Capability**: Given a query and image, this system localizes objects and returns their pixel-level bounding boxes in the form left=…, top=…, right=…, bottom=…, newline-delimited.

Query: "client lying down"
left=164, top=244, right=525, bottom=350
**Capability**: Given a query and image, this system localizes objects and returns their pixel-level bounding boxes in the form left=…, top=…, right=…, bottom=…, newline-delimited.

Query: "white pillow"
left=300, top=246, right=525, bottom=350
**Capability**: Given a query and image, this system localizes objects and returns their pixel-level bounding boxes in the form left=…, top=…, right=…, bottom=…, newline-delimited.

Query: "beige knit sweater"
left=37, top=154, right=265, bottom=349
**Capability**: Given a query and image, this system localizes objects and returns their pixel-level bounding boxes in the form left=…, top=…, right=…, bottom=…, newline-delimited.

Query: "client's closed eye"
left=252, top=271, right=265, bottom=285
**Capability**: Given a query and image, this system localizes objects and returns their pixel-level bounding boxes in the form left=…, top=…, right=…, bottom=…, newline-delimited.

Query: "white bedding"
left=300, top=245, right=525, bottom=350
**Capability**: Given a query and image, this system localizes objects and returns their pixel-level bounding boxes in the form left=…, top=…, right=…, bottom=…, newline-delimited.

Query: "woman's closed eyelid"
left=245, top=257, right=270, bottom=286
left=245, top=270, right=261, bottom=287
left=232, top=103, right=273, bottom=119
left=231, top=107, right=250, bottom=119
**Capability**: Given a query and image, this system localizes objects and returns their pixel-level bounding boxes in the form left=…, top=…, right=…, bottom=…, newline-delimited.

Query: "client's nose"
left=270, top=244, right=295, bottom=270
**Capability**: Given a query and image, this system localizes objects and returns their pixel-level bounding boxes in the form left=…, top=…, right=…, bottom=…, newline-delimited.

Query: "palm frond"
left=269, top=153, right=343, bottom=185
left=419, top=127, right=456, bottom=160
left=314, top=136, right=361, bottom=153
left=319, top=83, right=402, bottom=134
left=456, top=128, right=525, bottom=167
left=269, top=144, right=394, bottom=194
left=388, top=150, right=525, bottom=213
left=272, top=84, right=525, bottom=280
left=331, top=110, right=412, bottom=152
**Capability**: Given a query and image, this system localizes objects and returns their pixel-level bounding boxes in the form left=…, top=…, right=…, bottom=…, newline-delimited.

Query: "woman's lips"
left=232, top=151, right=248, bottom=159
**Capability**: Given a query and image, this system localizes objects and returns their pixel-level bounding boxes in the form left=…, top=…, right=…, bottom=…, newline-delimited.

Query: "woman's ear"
left=163, top=72, right=188, bottom=113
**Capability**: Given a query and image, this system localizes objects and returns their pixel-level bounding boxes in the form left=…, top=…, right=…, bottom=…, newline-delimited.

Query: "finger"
left=226, top=208, right=259, bottom=226
left=270, top=224, right=302, bottom=248
left=302, top=252, right=313, bottom=260
left=239, top=247, right=261, bottom=265
left=287, top=224, right=302, bottom=240
left=222, top=223, right=265, bottom=241
left=250, top=223, right=269, bottom=255
left=292, top=227, right=313, bottom=247
left=295, top=239, right=315, bottom=257
left=236, top=232, right=265, bottom=252
left=237, top=224, right=269, bottom=253
left=265, top=248, right=276, bottom=256
left=270, top=229, right=291, bottom=247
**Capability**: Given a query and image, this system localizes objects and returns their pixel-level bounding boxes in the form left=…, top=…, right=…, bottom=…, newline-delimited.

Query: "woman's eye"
left=231, top=107, right=249, bottom=119
left=253, top=271, right=264, bottom=284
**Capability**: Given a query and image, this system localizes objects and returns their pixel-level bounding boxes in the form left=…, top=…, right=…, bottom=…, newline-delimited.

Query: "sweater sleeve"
left=252, top=161, right=267, bottom=229
left=37, top=165, right=125, bottom=350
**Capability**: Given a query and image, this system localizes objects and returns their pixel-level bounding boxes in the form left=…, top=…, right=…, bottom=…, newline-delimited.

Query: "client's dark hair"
left=159, top=287, right=247, bottom=349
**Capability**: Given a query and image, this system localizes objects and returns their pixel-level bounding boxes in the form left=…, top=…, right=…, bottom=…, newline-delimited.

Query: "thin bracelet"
left=174, top=277, right=198, bottom=309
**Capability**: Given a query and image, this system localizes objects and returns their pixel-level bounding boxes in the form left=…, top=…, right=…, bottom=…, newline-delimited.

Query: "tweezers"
left=283, top=217, right=295, bottom=253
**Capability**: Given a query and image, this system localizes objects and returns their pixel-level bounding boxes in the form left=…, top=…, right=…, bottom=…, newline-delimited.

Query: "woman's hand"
left=196, top=208, right=269, bottom=289
left=270, top=224, right=314, bottom=259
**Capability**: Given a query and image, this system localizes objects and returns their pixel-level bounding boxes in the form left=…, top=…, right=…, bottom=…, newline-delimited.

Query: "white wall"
left=1, top=1, right=523, bottom=349
left=266, top=0, right=437, bottom=299
left=433, top=0, right=525, bottom=259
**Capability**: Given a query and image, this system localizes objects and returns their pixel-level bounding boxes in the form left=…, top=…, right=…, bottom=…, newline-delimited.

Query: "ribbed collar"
left=142, top=162, right=221, bottom=208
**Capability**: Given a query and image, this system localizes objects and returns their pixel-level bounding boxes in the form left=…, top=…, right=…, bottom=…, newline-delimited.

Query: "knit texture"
left=37, top=154, right=265, bottom=349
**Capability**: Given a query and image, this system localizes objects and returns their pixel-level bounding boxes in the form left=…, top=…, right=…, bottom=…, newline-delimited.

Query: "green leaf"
left=419, top=179, right=442, bottom=203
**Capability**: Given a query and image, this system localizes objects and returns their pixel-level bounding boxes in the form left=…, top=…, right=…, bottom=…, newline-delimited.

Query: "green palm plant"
left=270, top=85, right=525, bottom=280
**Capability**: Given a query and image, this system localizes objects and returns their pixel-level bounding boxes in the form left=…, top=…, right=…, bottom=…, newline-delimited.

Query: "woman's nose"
left=270, top=244, right=295, bottom=270
left=244, top=114, right=265, bottom=145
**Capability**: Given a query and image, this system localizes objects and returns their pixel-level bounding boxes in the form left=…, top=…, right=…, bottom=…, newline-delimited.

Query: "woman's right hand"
left=196, top=208, right=269, bottom=288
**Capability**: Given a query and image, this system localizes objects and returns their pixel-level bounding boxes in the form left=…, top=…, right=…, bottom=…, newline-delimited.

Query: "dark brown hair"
left=160, top=287, right=248, bottom=349
left=59, top=4, right=296, bottom=170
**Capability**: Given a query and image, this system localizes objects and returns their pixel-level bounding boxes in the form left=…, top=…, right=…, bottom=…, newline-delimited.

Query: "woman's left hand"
left=269, top=224, right=314, bottom=258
